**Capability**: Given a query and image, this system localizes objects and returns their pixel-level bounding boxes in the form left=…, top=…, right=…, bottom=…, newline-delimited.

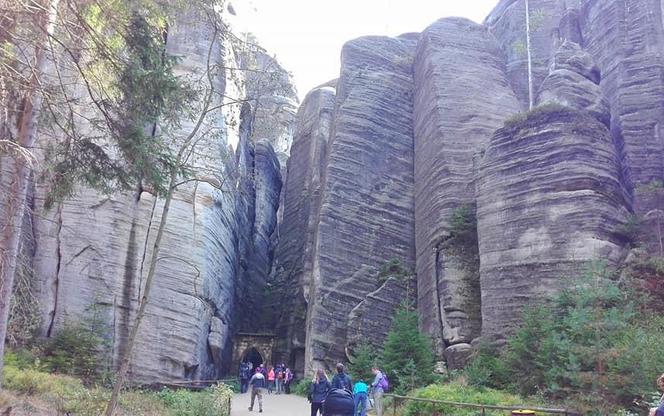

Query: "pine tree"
left=381, top=303, right=434, bottom=394
left=348, top=342, right=378, bottom=384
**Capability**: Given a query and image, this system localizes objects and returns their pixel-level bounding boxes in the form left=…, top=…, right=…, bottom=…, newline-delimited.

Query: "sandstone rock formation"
left=477, top=105, right=631, bottom=342
left=537, top=41, right=609, bottom=126
left=269, top=85, right=336, bottom=375
left=303, top=34, right=418, bottom=370
left=9, top=0, right=664, bottom=380
left=412, top=17, right=521, bottom=357
left=580, top=0, right=664, bottom=219
left=13, top=5, right=291, bottom=383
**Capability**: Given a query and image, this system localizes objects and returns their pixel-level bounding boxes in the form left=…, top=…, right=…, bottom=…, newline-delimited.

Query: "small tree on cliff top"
left=381, top=302, right=435, bottom=394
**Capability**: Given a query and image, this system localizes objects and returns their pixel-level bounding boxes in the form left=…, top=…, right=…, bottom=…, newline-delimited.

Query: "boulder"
left=444, top=343, right=474, bottom=370
left=537, top=41, right=609, bottom=126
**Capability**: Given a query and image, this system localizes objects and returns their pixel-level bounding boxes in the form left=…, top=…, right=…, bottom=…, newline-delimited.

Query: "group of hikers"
left=242, top=360, right=388, bottom=416
left=239, top=361, right=294, bottom=397
left=308, top=364, right=388, bottom=416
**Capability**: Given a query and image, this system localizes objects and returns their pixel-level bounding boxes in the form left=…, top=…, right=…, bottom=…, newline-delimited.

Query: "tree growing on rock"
left=381, top=302, right=435, bottom=394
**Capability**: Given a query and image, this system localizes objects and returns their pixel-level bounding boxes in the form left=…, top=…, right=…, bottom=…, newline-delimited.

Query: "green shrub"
left=40, top=322, right=109, bottom=383
left=3, top=364, right=109, bottom=415
left=402, top=382, right=540, bottom=416
left=2, top=363, right=177, bottom=415
left=501, top=264, right=664, bottom=414
left=381, top=303, right=434, bottom=394
left=4, top=349, right=41, bottom=370
left=156, top=384, right=232, bottom=416
left=348, top=342, right=378, bottom=383
left=463, top=344, right=510, bottom=389
left=38, top=303, right=112, bottom=384
left=292, top=379, right=311, bottom=397
left=378, top=258, right=410, bottom=284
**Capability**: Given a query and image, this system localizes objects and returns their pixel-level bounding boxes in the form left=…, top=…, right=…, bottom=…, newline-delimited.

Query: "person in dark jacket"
left=309, top=369, right=331, bottom=416
left=239, top=361, right=251, bottom=394
left=323, top=388, right=355, bottom=416
left=248, top=368, right=266, bottom=413
left=331, top=363, right=352, bottom=392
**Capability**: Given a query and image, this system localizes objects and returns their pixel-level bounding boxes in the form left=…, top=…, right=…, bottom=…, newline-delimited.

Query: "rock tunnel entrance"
left=232, top=333, right=276, bottom=375
left=243, top=347, right=264, bottom=370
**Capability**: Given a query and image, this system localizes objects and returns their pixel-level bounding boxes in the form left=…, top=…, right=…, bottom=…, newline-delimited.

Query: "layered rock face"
left=412, top=18, right=520, bottom=357
left=271, top=35, right=419, bottom=372
left=580, top=0, right=664, bottom=249
left=477, top=106, right=630, bottom=341
left=16, top=6, right=290, bottom=383
left=485, top=0, right=579, bottom=108
left=274, top=0, right=664, bottom=370
left=269, top=85, right=336, bottom=374
left=305, top=34, right=418, bottom=369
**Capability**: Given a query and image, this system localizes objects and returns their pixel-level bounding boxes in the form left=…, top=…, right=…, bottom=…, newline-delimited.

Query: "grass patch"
left=1, top=363, right=232, bottom=416
left=401, top=382, right=543, bottom=416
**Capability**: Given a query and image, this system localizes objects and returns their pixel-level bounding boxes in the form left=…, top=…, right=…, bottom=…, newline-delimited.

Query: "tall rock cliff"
left=11, top=4, right=292, bottom=383
left=412, top=17, right=520, bottom=359
left=269, top=85, right=336, bottom=375
left=273, top=0, right=663, bottom=372
left=304, top=34, right=418, bottom=370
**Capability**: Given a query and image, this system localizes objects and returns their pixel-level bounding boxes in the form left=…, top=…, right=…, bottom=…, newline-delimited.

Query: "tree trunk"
left=0, top=0, right=60, bottom=389
left=525, top=0, right=534, bottom=110
left=104, top=172, right=177, bottom=416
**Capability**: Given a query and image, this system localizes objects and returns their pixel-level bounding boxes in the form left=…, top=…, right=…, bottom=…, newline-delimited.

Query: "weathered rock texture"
left=11, top=0, right=664, bottom=379
left=270, top=34, right=419, bottom=373
left=232, top=35, right=299, bottom=164
left=14, top=5, right=291, bottom=383
left=269, top=85, right=336, bottom=376
left=485, top=0, right=579, bottom=108
left=412, top=18, right=520, bottom=357
left=580, top=0, right=664, bottom=214
left=477, top=105, right=631, bottom=341
left=274, top=0, right=664, bottom=369
left=537, top=41, right=609, bottom=126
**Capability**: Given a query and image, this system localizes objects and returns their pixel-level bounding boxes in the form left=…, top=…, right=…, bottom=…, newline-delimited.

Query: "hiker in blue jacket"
left=353, top=379, right=369, bottom=416
left=248, top=368, right=266, bottom=413
left=309, top=369, right=331, bottom=416
left=331, top=363, right=353, bottom=391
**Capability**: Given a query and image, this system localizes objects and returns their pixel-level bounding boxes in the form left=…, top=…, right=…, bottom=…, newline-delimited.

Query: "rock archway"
left=232, top=333, right=277, bottom=375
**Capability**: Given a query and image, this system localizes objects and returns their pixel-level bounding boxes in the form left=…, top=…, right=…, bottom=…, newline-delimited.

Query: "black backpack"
left=337, top=374, right=352, bottom=391
left=323, top=388, right=354, bottom=416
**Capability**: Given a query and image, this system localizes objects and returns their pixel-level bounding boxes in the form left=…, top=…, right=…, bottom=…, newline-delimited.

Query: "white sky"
left=230, top=0, right=499, bottom=100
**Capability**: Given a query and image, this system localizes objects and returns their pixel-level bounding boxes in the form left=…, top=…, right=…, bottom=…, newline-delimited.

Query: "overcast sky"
left=230, top=0, right=499, bottom=100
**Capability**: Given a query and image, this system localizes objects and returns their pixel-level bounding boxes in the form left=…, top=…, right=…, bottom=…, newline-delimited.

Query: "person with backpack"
left=352, top=379, right=369, bottom=416
left=239, top=361, right=251, bottom=393
left=331, top=363, right=353, bottom=392
left=309, top=369, right=331, bottom=416
left=284, top=367, right=293, bottom=394
left=370, top=367, right=388, bottom=416
left=248, top=368, right=266, bottom=413
left=323, top=387, right=355, bottom=416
